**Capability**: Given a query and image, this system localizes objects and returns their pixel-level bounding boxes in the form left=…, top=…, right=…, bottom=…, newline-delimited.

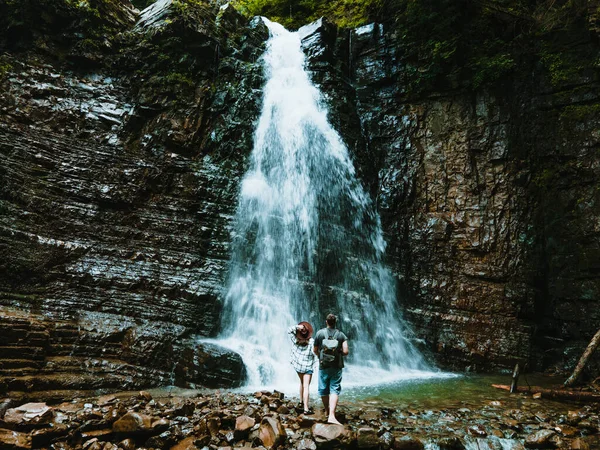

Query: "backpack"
left=319, top=330, right=340, bottom=368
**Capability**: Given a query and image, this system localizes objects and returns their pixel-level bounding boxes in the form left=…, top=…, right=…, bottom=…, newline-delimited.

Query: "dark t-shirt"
left=314, top=328, right=348, bottom=369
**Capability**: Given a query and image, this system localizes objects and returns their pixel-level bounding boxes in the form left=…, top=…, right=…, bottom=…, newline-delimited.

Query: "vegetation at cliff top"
left=226, top=0, right=594, bottom=92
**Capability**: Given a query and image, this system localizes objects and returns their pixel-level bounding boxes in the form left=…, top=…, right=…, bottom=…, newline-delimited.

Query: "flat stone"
left=524, top=429, right=556, bottom=448
left=4, top=403, right=54, bottom=426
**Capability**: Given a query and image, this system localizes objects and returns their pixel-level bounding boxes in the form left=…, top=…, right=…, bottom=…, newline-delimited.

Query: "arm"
left=313, top=345, right=319, bottom=357
left=288, top=326, right=297, bottom=344
left=341, top=340, right=349, bottom=356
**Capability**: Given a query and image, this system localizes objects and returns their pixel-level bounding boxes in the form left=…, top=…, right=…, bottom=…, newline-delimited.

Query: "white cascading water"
left=216, top=19, right=442, bottom=391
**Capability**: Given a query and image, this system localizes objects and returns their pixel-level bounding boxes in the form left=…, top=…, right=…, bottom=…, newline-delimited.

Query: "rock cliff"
left=0, top=0, right=266, bottom=394
left=299, top=13, right=600, bottom=373
left=1, top=0, right=599, bottom=395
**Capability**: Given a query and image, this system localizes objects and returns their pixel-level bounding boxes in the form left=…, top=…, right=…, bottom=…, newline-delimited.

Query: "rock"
left=170, top=436, right=198, bottom=450
left=259, top=416, right=286, bottom=448
left=234, top=415, right=255, bottom=439
left=571, top=437, right=590, bottom=450
left=152, top=417, right=171, bottom=432
left=357, top=427, right=378, bottom=449
left=117, top=438, right=136, bottom=450
left=393, top=435, right=425, bottom=450
left=524, top=429, right=556, bottom=448
left=207, top=417, right=221, bottom=436
left=139, top=391, right=153, bottom=401
left=277, top=405, right=290, bottom=414
left=0, top=429, right=32, bottom=449
left=297, top=438, right=318, bottom=450
left=555, top=424, right=579, bottom=437
left=380, top=431, right=394, bottom=449
left=467, top=425, right=487, bottom=437
left=112, top=412, right=152, bottom=434
left=311, top=423, right=348, bottom=446
left=4, top=403, right=54, bottom=426
left=437, top=436, right=465, bottom=450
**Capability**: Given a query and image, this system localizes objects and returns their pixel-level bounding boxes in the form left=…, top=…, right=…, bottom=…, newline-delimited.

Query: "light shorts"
left=318, top=367, right=342, bottom=396
left=299, top=369, right=314, bottom=375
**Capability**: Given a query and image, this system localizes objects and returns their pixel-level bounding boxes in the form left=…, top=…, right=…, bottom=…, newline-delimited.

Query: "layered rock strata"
left=0, top=0, right=266, bottom=392
left=300, top=17, right=600, bottom=372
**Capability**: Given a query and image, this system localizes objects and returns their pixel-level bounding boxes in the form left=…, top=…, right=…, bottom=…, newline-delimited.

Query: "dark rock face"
left=1, top=0, right=599, bottom=392
left=0, top=0, right=265, bottom=393
left=300, top=19, right=600, bottom=372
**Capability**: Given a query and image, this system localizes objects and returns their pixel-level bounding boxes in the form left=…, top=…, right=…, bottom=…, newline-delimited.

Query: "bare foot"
left=327, top=416, right=342, bottom=425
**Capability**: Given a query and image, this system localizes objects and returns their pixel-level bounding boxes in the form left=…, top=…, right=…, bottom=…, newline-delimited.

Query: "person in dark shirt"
left=313, top=313, right=349, bottom=424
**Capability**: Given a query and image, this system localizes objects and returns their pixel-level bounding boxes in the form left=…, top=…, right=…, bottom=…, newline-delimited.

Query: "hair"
left=326, top=314, right=337, bottom=327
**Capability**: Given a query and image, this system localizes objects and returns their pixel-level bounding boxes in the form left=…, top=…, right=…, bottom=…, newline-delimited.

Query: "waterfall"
left=216, top=19, right=434, bottom=389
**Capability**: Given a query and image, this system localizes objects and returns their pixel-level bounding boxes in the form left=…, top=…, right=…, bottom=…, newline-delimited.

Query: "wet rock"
left=297, top=438, right=318, bottom=450
left=571, top=437, right=590, bottom=450
left=170, top=436, right=197, bottom=450
left=4, top=403, right=54, bottom=426
left=0, top=428, right=31, bottom=449
left=357, top=427, right=378, bottom=448
left=112, top=412, right=152, bottom=434
left=138, top=391, right=153, bottom=402
left=234, top=415, right=255, bottom=439
left=258, top=416, right=286, bottom=448
left=437, top=436, right=465, bottom=450
left=151, top=417, right=171, bottom=432
left=311, top=423, right=350, bottom=447
left=524, top=429, right=556, bottom=448
left=392, top=435, right=425, bottom=450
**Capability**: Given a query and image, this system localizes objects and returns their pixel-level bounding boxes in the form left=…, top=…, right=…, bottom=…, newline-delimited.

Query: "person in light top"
left=288, top=321, right=316, bottom=415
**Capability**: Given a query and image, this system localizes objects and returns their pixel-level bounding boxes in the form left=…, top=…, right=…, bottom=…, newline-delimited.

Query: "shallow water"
left=147, top=372, right=572, bottom=412
left=344, top=373, right=570, bottom=410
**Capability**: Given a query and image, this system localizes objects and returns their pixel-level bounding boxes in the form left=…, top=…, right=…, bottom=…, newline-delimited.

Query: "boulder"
left=259, top=416, right=286, bottom=448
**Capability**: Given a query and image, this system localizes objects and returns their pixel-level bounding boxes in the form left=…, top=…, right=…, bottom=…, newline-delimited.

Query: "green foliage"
left=231, top=0, right=382, bottom=29
left=131, top=0, right=156, bottom=9
left=0, top=59, right=12, bottom=80
left=560, top=104, right=600, bottom=124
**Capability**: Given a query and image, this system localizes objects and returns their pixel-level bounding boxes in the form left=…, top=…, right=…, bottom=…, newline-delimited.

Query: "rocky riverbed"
left=1, top=387, right=598, bottom=450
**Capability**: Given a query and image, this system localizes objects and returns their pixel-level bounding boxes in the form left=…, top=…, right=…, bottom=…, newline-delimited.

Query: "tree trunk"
left=492, top=384, right=600, bottom=401
left=564, top=328, right=600, bottom=387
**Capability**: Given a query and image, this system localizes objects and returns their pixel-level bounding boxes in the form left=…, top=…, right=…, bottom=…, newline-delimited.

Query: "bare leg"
left=296, top=372, right=304, bottom=408
left=327, top=394, right=341, bottom=424
left=302, top=373, right=312, bottom=411
left=321, top=395, right=329, bottom=415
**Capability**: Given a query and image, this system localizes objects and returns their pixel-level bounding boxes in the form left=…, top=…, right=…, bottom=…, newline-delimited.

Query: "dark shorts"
left=318, top=367, right=342, bottom=396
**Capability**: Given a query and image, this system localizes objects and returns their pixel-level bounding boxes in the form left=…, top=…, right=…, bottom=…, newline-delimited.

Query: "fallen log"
left=492, top=384, right=600, bottom=402
left=564, top=328, right=600, bottom=387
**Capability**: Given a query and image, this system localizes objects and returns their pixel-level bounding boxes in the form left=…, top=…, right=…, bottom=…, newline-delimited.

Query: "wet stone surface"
left=0, top=389, right=597, bottom=450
